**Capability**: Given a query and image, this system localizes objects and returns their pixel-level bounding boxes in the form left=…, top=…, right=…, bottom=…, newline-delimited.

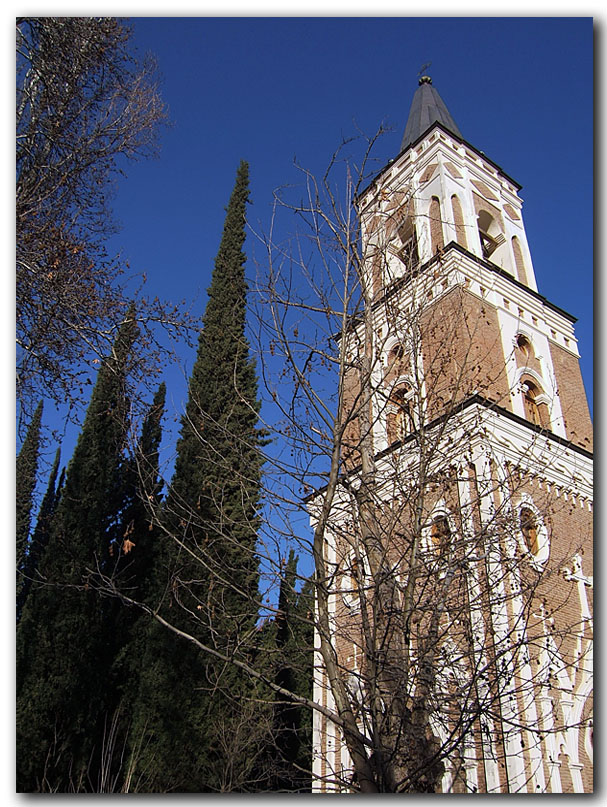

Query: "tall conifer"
left=168, top=159, right=262, bottom=624
left=114, top=381, right=166, bottom=597
left=270, top=554, right=314, bottom=791
left=16, top=400, right=43, bottom=609
left=167, top=161, right=262, bottom=636
left=161, top=160, right=265, bottom=789
left=107, top=382, right=193, bottom=794
left=16, top=311, right=138, bottom=792
left=17, top=446, right=61, bottom=621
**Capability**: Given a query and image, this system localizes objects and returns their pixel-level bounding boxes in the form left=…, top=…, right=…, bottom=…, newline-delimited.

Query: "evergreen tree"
left=270, top=554, right=314, bottom=791
left=16, top=311, right=138, bottom=792
left=113, top=381, right=166, bottom=596
left=289, top=576, right=314, bottom=786
left=116, top=605, right=211, bottom=792
left=167, top=160, right=262, bottom=635
left=17, top=446, right=61, bottom=621
left=106, top=382, right=195, bottom=794
left=151, top=160, right=266, bottom=790
left=16, top=400, right=43, bottom=610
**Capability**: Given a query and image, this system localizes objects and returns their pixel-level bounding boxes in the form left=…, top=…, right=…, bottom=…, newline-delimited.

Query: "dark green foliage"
left=290, top=576, right=314, bottom=783
left=117, top=622, right=210, bottom=792
left=178, top=157, right=264, bottom=682
left=16, top=400, right=43, bottom=609
left=270, top=553, right=314, bottom=791
left=16, top=312, right=138, bottom=792
left=164, top=161, right=266, bottom=789
left=107, top=382, right=201, bottom=793
left=14, top=162, right=318, bottom=792
left=116, top=163, right=267, bottom=792
left=113, top=381, right=166, bottom=601
left=17, top=446, right=61, bottom=622
left=167, top=160, right=263, bottom=644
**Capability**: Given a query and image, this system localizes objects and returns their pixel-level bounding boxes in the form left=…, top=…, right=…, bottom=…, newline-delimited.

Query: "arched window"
left=387, top=343, right=409, bottom=377
left=515, top=334, right=534, bottom=365
left=511, top=236, right=529, bottom=286
left=451, top=194, right=468, bottom=249
left=430, top=197, right=444, bottom=254
left=343, top=553, right=366, bottom=609
left=516, top=500, right=550, bottom=567
left=521, top=379, right=550, bottom=429
left=396, top=215, right=419, bottom=271
left=477, top=210, right=505, bottom=260
left=515, top=335, right=544, bottom=379
left=519, top=507, right=539, bottom=555
left=522, top=380, right=541, bottom=425
left=349, top=556, right=361, bottom=603
left=387, top=384, right=414, bottom=443
left=431, top=515, right=451, bottom=557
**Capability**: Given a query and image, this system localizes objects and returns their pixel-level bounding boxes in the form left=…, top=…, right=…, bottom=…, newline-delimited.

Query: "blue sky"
left=11, top=15, right=594, bottom=474
left=107, top=16, right=593, bottom=429
left=5, top=14, right=598, bottom=790
left=5, top=13, right=597, bottom=801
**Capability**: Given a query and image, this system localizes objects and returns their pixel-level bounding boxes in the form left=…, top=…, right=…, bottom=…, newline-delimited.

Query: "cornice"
left=371, top=241, right=578, bottom=325
left=358, top=121, right=523, bottom=205
left=306, top=393, right=592, bottom=504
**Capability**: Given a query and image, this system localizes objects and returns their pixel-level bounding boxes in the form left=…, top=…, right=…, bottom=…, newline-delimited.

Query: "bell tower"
left=311, top=77, right=593, bottom=793
left=357, top=74, right=592, bottom=454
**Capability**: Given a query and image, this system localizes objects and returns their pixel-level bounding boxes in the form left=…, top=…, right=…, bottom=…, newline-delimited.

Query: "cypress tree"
left=289, top=575, right=314, bottom=787
left=168, top=160, right=262, bottom=631
left=16, top=400, right=43, bottom=611
left=112, top=286, right=203, bottom=793
left=270, top=554, right=314, bottom=791
left=102, top=165, right=264, bottom=792
left=113, top=381, right=166, bottom=597
left=16, top=311, right=138, bottom=792
left=17, top=446, right=61, bottom=621
left=159, top=160, right=265, bottom=790
left=107, top=382, right=192, bottom=794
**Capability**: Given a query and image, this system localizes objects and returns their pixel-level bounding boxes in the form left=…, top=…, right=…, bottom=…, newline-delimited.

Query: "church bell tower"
left=358, top=74, right=592, bottom=453
left=311, top=76, right=593, bottom=793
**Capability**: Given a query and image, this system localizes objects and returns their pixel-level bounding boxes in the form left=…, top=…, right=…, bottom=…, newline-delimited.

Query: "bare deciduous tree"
left=254, top=137, right=592, bottom=792
left=91, top=132, right=591, bottom=792
left=16, top=17, right=192, bottom=427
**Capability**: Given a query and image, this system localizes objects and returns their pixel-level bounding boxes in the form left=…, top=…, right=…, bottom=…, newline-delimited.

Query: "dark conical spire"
left=400, top=75, right=462, bottom=152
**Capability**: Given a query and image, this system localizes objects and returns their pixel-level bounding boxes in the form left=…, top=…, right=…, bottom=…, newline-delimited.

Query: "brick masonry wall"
left=548, top=341, right=593, bottom=452
left=503, top=469, right=593, bottom=792
left=340, top=358, right=362, bottom=471
left=420, top=286, right=512, bottom=419
left=318, top=454, right=592, bottom=792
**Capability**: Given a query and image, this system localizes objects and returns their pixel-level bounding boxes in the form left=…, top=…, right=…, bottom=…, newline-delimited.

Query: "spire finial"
left=418, top=61, right=432, bottom=85
left=400, top=66, right=462, bottom=152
